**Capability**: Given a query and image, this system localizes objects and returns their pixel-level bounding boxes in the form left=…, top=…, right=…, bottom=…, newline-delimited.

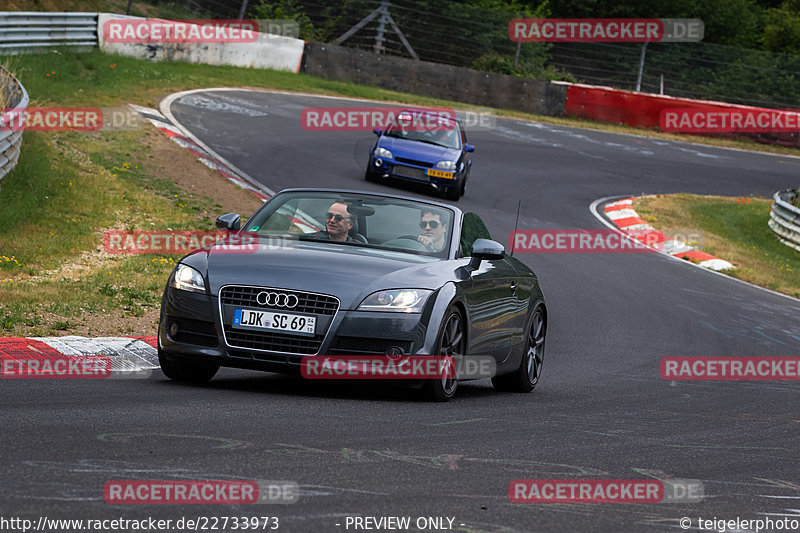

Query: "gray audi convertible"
left=158, top=188, right=547, bottom=401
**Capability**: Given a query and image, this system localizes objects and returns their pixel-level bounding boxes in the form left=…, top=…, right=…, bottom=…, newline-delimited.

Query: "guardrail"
left=0, top=64, right=28, bottom=182
left=769, top=189, right=800, bottom=252
left=0, top=11, right=97, bottom=54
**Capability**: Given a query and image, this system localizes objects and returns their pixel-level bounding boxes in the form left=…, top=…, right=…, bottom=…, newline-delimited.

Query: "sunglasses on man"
left=419, top=220, right=441, bottom=230
left=326, top=212, right=350, bottom=222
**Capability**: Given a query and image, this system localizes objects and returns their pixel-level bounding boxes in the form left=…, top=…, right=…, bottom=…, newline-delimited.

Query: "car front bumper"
left=368, top=156, right=461, bottom=189
left=158, top=286, right=431, bottom=374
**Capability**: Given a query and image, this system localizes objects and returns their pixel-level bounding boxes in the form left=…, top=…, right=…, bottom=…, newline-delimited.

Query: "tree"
left=762, top=0, right=800, bottom=54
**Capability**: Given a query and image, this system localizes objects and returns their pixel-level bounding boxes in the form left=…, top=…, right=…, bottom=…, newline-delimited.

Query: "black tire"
left=422, top=307, right=465, bottom=401
left=365, top=168, right=377, bottom=182
left=492, top=306, right=545, bottom=393
left=158, top=349, right=219, bottom=383
left=445, top=181, right=461, bottom=201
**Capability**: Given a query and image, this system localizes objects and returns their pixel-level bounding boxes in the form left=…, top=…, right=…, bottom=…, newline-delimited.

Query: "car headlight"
left=435, top=160, right=457, bottom=170
left=357, top=289, right=432, bottom=313
left=171, top=264, right=206, bottom=294
left=374, top=147, right=393, bottom=159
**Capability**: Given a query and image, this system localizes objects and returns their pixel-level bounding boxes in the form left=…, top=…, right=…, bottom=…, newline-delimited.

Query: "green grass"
left=0, top=255, right=176, bottom=335
left=0, top=131, right=111, bottom=274
left=8, top=48, right=456, bottom=108
left=635, top=194, right=800, bottom=297
left=0, top=128, right=215, bottom=275
left=0, top=78, right=215, bottom=334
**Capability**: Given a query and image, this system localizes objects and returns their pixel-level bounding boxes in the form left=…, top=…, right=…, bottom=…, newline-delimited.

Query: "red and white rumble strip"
left=0, top=336, right=158, bottom=378
left=603, top=197, right=733, bottom=271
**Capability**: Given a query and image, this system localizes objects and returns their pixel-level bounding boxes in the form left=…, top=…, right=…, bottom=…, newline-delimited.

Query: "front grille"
left=328, top=337, right=412, bottom=355
left=220, top=286, right=338, bottom=315
left=220, top=285, right=338, bottom=355
left=395, top=157, right=433, bottom=168
left=223, top=327, right=325, bottom=354
left=393, top=165, right=428, bottom=180
left=169, top=316, right=218, bottom=347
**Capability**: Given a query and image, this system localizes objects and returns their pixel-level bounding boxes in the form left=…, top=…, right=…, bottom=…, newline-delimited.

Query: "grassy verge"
left=0, top=126, right=222, bottom=336
left=634, top=194, right=800, bottom=298
left=2, top=48, right=800, bottom=336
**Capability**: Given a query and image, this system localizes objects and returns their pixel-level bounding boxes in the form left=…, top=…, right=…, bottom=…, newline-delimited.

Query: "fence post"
left=635, top=42, right=648, bottom=92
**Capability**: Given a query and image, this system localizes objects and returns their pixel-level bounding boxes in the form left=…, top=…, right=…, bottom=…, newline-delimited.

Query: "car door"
left=458, top=213, right=526, bottom=362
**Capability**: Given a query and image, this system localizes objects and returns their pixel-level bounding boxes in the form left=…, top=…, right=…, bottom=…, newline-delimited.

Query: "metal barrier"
left=0, top=12, right=97, bottom=54
left=0, top=64, right=28, bottom=182
left=769, top=189, right=800, bottom=253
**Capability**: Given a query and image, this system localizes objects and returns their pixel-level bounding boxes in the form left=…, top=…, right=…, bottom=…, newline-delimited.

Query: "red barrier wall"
left=563, top=82, right=800, bottom=148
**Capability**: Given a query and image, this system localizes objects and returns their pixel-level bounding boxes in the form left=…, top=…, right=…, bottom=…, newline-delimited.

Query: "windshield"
left=384, top=116, right=461, bottom=149
left=243, top=192, right=455, bottom=257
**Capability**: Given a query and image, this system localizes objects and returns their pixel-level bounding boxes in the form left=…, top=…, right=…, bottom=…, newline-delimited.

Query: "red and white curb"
left=0, top=336, right=159, bottom=378
left=603, top=198, right=734, bottom=271
left=129, top=104, right=270, bottom=202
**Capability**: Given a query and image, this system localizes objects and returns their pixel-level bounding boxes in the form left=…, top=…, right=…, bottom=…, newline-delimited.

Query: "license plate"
left=427, top=169, right=455, bottom=179
left=233, top=309, right=316, bottom=335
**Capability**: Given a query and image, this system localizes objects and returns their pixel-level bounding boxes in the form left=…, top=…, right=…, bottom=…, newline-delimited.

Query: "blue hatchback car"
left=365, top=110, right=474, bottom=200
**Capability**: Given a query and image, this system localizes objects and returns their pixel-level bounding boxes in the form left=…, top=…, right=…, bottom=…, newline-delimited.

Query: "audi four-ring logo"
left=256, top=291, right=299, bottom=308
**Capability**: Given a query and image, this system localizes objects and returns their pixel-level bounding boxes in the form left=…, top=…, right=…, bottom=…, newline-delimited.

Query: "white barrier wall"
left=97, top=13, right=305, bottom=73
left=0, top=65, right=28, bottom=182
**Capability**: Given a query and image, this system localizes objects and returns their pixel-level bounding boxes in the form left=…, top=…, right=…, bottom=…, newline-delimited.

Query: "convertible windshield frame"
left=242, top=190, right=459, bottom=259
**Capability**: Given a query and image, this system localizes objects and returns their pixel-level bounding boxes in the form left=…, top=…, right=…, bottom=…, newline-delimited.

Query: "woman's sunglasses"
left=419, top=220, right=440, bottom=229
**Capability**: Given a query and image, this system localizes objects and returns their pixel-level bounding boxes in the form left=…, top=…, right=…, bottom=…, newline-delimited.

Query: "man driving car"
left=309, top=201, right=358, bottom=242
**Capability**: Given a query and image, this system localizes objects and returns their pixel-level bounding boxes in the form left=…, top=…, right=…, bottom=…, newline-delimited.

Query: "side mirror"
left=464, top=144, right=475, bottom=153
left=472, top=239, right=505, bottom=259
left=468, top=239, right=505, bottom=270
left=373, top=128, right=382, bottom=136
left=215, top=213, right=241, bottom=231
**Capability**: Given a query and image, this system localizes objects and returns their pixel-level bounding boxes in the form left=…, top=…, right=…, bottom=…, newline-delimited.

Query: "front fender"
left=498, top=297, right=547, bottom=373
left=420, top=282, right=468, bottom=355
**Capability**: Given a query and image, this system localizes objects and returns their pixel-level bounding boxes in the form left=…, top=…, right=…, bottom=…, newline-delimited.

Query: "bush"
left=471, top=52, right=575, bottom=82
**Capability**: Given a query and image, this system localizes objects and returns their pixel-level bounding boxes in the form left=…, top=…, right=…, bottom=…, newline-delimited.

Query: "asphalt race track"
left=3, top=89, right=800, bottom=532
